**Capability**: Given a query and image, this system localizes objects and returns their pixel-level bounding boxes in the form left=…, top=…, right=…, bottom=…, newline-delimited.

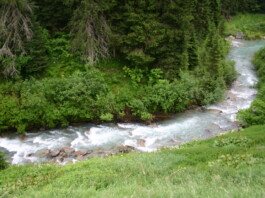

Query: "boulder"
left=118, top=145, right=135, bottom=153
left=50, top=149, right=60, bottom=157
left=75, top=150, right=92, bottom=156
left=39, top=149, right=50, bottom=157
left=226, top=35, right=235, bottom=40
left=195, top=106, right=205, bottom=112
left=137, top=139, right=146, bottom=147
left=60, top=147, right=75, bottom=157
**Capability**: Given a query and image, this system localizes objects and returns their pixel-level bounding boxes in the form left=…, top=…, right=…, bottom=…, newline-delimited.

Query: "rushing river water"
left=1, top=40, right=265, bottom=165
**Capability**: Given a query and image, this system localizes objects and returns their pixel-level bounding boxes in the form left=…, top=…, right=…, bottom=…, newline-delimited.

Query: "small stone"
left=19, top=135, right=27, bottom=141
left=137, top=139, right=146, bottom=147
left=26, top=153, right=34, bottom=157
left=208, top=109, right=222, bottom=114
left=85, top=130, right=91, bottom=135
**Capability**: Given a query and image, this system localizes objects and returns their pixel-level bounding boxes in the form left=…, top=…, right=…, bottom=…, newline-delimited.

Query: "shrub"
left=0, top=152, right=8, bottom=170
left=144, top=72, right=198, bottom=113
left=0, top=70, right=110, bottom=133
left=213, top=135, right=250, bottom=147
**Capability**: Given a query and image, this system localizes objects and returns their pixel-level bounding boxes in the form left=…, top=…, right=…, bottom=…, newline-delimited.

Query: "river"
left=0, top=39, right=264, bottom=165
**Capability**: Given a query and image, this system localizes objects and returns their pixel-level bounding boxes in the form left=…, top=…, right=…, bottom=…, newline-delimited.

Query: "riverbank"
left=1, top=125, right=264, bottom=197
left=225, top=14, right=265, bottom=40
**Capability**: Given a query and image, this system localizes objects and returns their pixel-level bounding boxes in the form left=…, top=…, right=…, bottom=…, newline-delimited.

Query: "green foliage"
left=224, top=14, right=265, bottom=39
left=100, top=113, right=114, bottom=122
left=209, top=153, right=260, bottom=168
left=144, top=72, right=198, bottom=113
left=123, top=66, right=145, bottom=87
left=214, top=135, right=250, bottom=147
left=0, top=152, right=8, bottom=170
left=222, top=0, right=264, bottom=18
left=0, top=70, right=110, bottom=133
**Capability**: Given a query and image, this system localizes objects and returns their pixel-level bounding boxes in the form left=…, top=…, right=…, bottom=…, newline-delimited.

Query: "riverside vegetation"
left=0, top=0, right=250, bottom=133
left=1, top=0, right=265, bottom=197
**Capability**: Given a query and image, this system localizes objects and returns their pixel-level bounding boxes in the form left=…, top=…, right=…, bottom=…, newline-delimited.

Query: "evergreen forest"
left=1, top=0, right=264, bottom=133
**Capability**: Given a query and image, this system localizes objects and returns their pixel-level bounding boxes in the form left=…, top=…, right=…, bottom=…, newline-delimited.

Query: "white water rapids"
left=1, top=40, right=265, bottom=165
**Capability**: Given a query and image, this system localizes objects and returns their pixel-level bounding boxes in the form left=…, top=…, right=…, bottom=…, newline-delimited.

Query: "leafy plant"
left=213, top=135, right=250, bottom=147
left=209, top=153, right=260, bottom=168
left=0, top=151, right=8, bottom=170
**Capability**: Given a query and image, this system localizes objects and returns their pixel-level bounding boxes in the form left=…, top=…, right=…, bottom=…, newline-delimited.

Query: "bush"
left=0, top=70, right=110, bottom=133
left=0, top=151, right=8, bottom=170
left=144, top=72, right=198, bottom=113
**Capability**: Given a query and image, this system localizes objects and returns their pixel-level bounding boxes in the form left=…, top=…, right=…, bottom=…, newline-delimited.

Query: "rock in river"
left=118, top=145, right=135, bottom=153
left=50, top=149, right=60, bottom=157
left=137, top=139, right=146, bottom=147
left=60, top=147, right=75, bottom=158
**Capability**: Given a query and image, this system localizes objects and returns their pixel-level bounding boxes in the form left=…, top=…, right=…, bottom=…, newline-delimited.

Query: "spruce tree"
left=0, top=0, right=33, bottom=77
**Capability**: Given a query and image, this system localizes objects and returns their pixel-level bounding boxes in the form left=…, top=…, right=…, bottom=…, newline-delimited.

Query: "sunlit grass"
left=1, top=125, right=265, bottom=197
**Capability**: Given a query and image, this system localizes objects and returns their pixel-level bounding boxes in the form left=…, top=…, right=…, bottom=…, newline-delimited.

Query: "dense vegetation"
left=0, top=0, right=240, bottom=133
left=0, top=125, right=265, bottom=197
left=238, top=47, right=265, bottom=126
left=225, top=14, right=265, bottom=39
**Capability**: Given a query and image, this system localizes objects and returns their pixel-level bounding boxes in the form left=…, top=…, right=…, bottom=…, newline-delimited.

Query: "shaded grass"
left=0, top=125, right=265, bottom=197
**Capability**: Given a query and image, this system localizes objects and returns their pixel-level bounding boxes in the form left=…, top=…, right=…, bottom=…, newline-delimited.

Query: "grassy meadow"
left=1, top=125, right=265, bottom=198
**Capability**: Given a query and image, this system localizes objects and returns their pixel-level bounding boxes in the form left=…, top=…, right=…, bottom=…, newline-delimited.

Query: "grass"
left=225, top=13, right=265, bottom=39
left=1, top=125, right=265, bottom=197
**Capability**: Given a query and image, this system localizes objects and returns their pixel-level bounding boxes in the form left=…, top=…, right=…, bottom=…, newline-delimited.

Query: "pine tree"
left=70, top=0, right=111, bottom=65
left=0, top=0, right=33, bottom=77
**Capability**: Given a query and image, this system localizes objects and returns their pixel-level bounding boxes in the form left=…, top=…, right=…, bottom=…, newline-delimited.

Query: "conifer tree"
left=70, top=0, right=111, bottom=65
left=0, top=0, right=33, bottom=77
